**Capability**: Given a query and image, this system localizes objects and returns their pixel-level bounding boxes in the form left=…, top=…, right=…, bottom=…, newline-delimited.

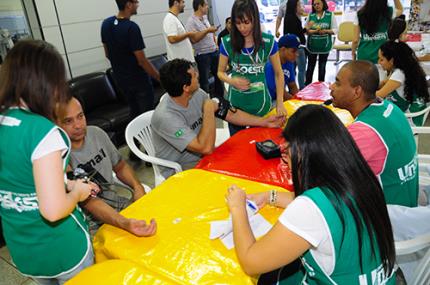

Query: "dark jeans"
left=195, top=50, right=223, bottom=98
left=305, top=53, right=329, bottom=85
left=120, top=75, right=155, bottom=120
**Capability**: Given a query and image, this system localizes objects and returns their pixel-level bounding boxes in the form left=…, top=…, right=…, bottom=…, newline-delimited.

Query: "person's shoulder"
left=86, top=125, right=109, bottom=140
left=102, top=16, right=115, bottom=25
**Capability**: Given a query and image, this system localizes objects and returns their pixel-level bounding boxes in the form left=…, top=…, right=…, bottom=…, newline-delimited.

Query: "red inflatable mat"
left=195, top=127, right=293, bottom=191
left=294, top=81, right=331, bottom=101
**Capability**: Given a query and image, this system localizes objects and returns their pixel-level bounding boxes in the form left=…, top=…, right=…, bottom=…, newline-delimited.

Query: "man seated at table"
left=151, top=59, right=284, bottom=178
left=265, top=34, right=299, bottom=103
left=330, top=60, right=418, bottom=207
left=58, top=97, right=157, bottom=237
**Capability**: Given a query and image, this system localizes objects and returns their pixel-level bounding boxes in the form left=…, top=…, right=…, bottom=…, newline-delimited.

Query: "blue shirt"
left=101, top=16, right=147, bottom=85
left=265, top=60, right=295, bottom=100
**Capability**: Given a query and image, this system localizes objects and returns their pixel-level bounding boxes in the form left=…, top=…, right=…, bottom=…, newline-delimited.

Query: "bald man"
left=57, top=97, right=156, bottom=237
left=329, top=61, right=418, bottom=207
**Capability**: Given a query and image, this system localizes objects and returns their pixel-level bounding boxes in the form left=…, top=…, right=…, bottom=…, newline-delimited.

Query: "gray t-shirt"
left=69, top=126, right=122, bottom=184
left=151, top=89, right=209, bottom=178
left=185, top=14, right=217, bottom=55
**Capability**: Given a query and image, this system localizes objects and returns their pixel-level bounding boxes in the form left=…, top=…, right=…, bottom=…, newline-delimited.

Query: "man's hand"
left=124, top=218, right=157, bottom=237
left=261, top=114, right=285, bottom=128
left=206, top=26, right=219, bottom=34
left=275, top=31, right=280, bottom=38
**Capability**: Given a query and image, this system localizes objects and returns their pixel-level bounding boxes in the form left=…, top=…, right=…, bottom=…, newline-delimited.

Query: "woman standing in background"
left=352, top=0, right=403, bottom=64
left=305, top=0, right=336, bottom=85
left=218, top=0, right=287, bottom=135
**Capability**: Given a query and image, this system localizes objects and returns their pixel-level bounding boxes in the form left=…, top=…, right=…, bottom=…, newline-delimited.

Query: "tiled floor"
left=1, top=60, right=429, bottom=284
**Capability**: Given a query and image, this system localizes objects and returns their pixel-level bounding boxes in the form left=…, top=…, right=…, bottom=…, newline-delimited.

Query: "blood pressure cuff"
left=214, top=97, right=233, bottom=120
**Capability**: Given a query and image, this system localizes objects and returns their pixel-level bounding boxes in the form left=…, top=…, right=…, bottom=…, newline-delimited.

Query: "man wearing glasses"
left=101, top=0, right=160, bottom=125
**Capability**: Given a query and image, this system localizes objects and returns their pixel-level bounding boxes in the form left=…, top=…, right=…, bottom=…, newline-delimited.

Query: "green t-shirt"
left=307, top=11, right=333, bottom=54
left=356, top=100, right=418, bottom=207
left=357, top=7, right=393, bottom=64
left=222, top=33, right=274, bottom=116
left=0, top=108, right=91, bottom=277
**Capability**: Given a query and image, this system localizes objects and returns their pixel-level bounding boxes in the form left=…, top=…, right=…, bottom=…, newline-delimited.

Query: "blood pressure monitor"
left=256, top=139, right=281, bottom=159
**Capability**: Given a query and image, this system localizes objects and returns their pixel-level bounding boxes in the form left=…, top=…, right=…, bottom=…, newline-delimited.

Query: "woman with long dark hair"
left=276, top=0, right=307, bottom=89
left=376, top=41, right=429, bottom=126
left=352, top=0, right=403, bottom=64
left=0, top=40, right=99, bottom=284
left=217, top=0, right=287, bottom=135
left=388, top=15, right=407, bottom=42
left=226, top=105, right=396, bottom=284
left=305, top=0, right=337, bottom=85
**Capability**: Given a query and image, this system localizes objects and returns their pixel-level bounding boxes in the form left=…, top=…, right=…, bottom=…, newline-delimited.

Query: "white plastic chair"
left=125, top=110, right=182, bottom=187
left=406, top=104, right=430, bottom=128
left=390, top=204, right=430, bottom=285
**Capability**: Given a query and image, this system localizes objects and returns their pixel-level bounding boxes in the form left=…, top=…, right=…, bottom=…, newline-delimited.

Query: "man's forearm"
left=189, top=29, right=209, bottom=43
left=81, top=198, right=129, bottom=230
left=114, top=161, right=145, bottom=199
left=196, top=104, right=216, bottom=152
left=225, top=109, right=265, bottom=127
left=168, top=32, right=192, bottom=44
left=140, top=58, right=160, bottom=81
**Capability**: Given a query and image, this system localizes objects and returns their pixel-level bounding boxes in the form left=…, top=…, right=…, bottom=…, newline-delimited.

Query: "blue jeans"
left=33, top=247, right=94, bottom=285
left=296, top=47, right=307, bottom=90
left=195, top=51, right=224, bottom=98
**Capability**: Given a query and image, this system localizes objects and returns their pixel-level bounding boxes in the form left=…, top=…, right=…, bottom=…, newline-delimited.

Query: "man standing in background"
left=163, top=0, right=196, bottom=63
left=186, top=0, right=222, bottom=98
left=101, top=0, right=159, bottom=121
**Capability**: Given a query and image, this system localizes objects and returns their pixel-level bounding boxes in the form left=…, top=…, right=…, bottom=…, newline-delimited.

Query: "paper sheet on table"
left=210, top=214, right=273, bottom=250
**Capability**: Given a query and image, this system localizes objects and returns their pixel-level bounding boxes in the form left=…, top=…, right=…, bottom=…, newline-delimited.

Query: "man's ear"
left=352, top=85, right=363, bottom=101
left=183, top=83, right=190, bottom=94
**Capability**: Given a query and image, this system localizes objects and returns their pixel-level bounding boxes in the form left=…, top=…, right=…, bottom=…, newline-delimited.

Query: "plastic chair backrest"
left=337, top=21, right=355, bottom=43
left=125, top=111, right=182, bottom=186
left=405, top=104, right=430, bottom=125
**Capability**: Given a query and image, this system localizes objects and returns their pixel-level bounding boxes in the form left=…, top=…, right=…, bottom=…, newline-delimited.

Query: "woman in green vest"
left=0, top=40, right=99, bottom=284
left=352, top=0, right=403, bottom=64
left=376, top=40, right=429, bottom=126
left=218, top=0, right=287, bottom=135
left=226, top=105, right=396, bottom=284
left=304, top=0, right=336, bottom=85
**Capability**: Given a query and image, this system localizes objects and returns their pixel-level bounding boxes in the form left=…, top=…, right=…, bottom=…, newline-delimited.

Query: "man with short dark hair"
left=101, top=0, right=159, bottom=121
left=330, top=61, right=418, bottom=207
left=58, top=97, right=157, bottom=237
left=185, top=0, right=222, bottom=97
left=151, top=59, right=284, bottom=178
left=163, top=0, right=196, bottom=62
left=217, top=17, right=231, bottom=47
left=265, top=34, right=300, bottom=103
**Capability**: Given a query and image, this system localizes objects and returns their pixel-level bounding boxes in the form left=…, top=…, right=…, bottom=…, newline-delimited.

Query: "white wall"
left=34, top=0, right=193, bottom=78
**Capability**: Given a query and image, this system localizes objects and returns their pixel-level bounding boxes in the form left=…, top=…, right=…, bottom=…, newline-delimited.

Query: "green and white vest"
left=307, top=11, right=333, bottom=54
left=357, top=7, right=392, bottom=64
left=294, top=187, right=396, bottom=285
left=222, top=33, right=274, bottom=116
left=280, top=187, right=396, bottom=285
left=0, top=108, right=91, bottom=277
left=388, top=90, right=427, bottom=126
left=356, top=100, right=418, bottom=207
